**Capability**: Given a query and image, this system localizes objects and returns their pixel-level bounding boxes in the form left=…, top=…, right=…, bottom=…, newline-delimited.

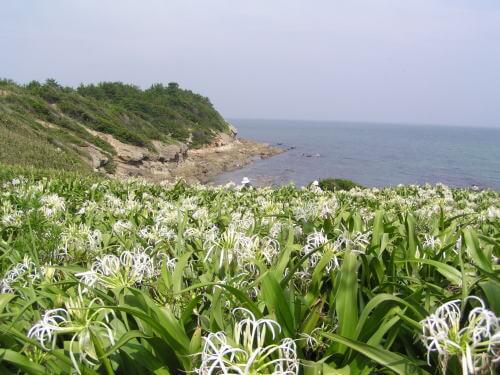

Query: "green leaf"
left=0, top=349, right=46, bottom=375
left=118, top=341, right=171, bottom=375
left=335, top=250, right=359, bottom=353
left=355, top=293, right=425, bottom=340
left=103, top=330, right=146, bottom=357
left=406, top=214, right=417, bottom=261
left=321, top=333, right=430, bottom=375
left=0, top=294, right=15, bottom=314
left=479, top=280, right=500, bottom=315
left=367, top=314, right=400, bottom=346
left=275, top=224, right=295, bottom=275
left=261, top=272, right=295, bottom=337
left=463, top=229, right=493, bottom=272
left=177, top=281, right=261, bottom=317
left=371, top=210, right=384, bottom=254
left=173, top=251, right=192, bottom=293
left=397, top=259, right=462, bottom=285
left=189, top=327, right=202, bottom=354
left=90, top=329, right=115, bottom=375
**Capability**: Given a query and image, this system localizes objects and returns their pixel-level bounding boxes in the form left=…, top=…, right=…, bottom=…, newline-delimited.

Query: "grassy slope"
left=0, top=79, right=230, bottom=171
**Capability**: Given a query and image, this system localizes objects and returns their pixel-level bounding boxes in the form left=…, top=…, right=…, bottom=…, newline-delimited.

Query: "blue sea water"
left=212, top=119, right=500, bottom=189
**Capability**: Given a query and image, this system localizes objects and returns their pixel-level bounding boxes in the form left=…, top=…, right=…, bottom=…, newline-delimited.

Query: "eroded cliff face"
left=81, top=126, right=280, bottom=184
left=83, top=128, right=190, bottom=179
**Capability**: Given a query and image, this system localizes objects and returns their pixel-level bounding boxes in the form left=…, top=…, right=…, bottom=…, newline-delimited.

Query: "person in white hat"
left=310, top=180, right=322, bottom=192
left=240, top=177, right=252, bottom=189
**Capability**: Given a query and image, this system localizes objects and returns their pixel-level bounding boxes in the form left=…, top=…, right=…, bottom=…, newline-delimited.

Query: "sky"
left=1, top=0, right=500, bottom=127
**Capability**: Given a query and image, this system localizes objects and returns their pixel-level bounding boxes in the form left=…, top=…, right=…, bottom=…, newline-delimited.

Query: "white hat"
left=312, top=180, right=319, bottom=186
left=241, top=177, right=250, bottom=185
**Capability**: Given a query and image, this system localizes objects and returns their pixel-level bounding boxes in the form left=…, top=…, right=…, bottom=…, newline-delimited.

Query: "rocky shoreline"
left=165, top=138, right=283, bottom=184
left=82, top=128, right=283, bottom=184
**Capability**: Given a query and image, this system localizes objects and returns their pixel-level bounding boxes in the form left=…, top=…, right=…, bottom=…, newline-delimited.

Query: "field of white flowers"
left=0, top=172, right=499, bottom=374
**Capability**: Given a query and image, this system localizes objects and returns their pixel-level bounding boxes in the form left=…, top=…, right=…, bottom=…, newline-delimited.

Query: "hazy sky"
left=2, top=0, right=500, bottom=127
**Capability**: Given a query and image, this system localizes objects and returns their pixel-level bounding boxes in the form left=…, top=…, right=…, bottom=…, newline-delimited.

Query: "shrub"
left=318, top=178, right=364, bottom=191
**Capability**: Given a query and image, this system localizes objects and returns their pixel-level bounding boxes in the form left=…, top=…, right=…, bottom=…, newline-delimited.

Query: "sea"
left=211, top=119, right=500, bottom=189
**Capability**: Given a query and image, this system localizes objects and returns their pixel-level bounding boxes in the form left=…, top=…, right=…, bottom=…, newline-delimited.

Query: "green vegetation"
left=0, top=78, right=231, bottom=171
left=0, top=166, right=498, bottom=374
left=318, top=178, right=364, bottom=191
left=0, top=120, right=89, bottom=172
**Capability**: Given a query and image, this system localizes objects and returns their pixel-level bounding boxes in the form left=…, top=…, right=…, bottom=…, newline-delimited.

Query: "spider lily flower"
left=0, top=256, right=46, bottom=293
left=1, top=208, right=24, bottom=228
left=28, top=295, right=115, bottom=374
left=204, top=229, right=256, bottom=270
left=486, top=206, right=500, bottom=220
left=55, top=224, right=102, bottom=261
left=422, top=234, right=442, bottom=250
left=157, top=253, right=177, bottom=272
left=77, top=250, right=157, bottom=289
left=28, top=308, right=70, bottom=350
left=198, top=308, right=299, bottom=374
left=420, top=297, right=499, bottom=374
left=112, top=220, right=133, bottom=236
left=260, top=237, right=280, bottom=264
left=138, top=224, right=176, bottom=245
left=302, top=229, right=329, bottom=259
left=299, top=323, right=336, bottom=355
left=333, top=228, right=370, bottom=254
left=39, top=193, right=66, bottom=217
left=301, top=230, right=341, bottom=273
left=229, top=211, right=255, bottom=231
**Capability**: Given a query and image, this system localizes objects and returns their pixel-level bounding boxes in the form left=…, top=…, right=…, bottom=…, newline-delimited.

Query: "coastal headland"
left=0, top=79, right=282, bottom=182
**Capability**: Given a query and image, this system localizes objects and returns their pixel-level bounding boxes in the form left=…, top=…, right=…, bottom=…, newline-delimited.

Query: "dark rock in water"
left=302, top=153, right=320, bottom=158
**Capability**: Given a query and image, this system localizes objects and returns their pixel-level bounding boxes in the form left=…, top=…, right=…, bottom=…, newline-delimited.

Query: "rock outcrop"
left=80, top=127, right=282, bottom=183
left=152, top=141, right=188, bottom=163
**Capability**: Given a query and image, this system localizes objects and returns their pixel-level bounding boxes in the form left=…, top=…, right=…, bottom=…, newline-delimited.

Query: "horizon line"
left=226, top=117, right=500, bottom=130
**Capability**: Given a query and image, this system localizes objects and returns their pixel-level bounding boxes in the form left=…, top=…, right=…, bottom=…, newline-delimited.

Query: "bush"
left=318, top=178, right=363, bottom=191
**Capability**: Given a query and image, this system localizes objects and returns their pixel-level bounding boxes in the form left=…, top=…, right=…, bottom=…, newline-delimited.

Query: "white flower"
left=77, top=250, right=157, bottom=289
left=420, top=297, right=499, bottom=374
left=0, top=256, right=45, bottom=293
left=28, top=295, right=115, bottom=374
left=39, top=194, right=66, bottom=217
left=486, top=206, right=500, bottom=219
left=333, top=228, right=370, bottom=253
left=422, top=234, right=441, bottom=250
left=56, top=224, right=102, bottom=261
left=28, top=308, right=70, bottom=350
left=260, top=237, right=280, bottom=264
left=303, top=230, right=328, bottom=253
left=198, top=308, right=299, bottom=374
left=112, top=220, right=133, bottom=236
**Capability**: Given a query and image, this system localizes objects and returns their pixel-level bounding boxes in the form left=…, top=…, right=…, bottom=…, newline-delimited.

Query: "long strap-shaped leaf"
left=354, top=293, right=425, bottom=340
left=395, top=259, right=462, bottom=285
left=0, top=349, right=46, bottom=375
left=261, top=272, right=295, bottom=337
left=321, top=333, right=430, bottom=375
left=335, top=250, right=359, bottom=353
